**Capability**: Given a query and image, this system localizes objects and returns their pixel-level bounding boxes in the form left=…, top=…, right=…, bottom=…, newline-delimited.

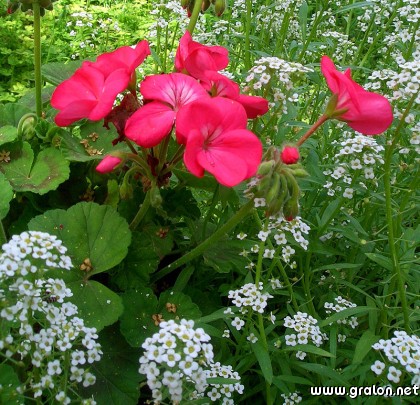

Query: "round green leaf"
left=81, top=325, right=142, bottom=405
left=0, top=125, right=18, bottom=146
left=0, top=173, right=13, bottom=220
left=0, top=364, right=24, bottom=405
left=120, top=287, right=159, bottom=347
left=120, top=289, right=202, bottom=347
left=0, top=142, right=70, bottom=194
left=28, top=201, right=131, bottom=275
left=67, top=276, right=123, bottom=330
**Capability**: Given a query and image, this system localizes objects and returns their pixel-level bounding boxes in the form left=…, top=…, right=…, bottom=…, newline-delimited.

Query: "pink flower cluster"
left=51, top=33, right=268, bottom=187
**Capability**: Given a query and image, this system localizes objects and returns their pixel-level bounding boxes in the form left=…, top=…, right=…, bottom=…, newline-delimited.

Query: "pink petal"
left=321, top=56, right=340, bottom=94
left=125, top=102, right=176, bottom=148
left=93, top=41, right=150, bottom=77
left=344, top=91, right=394, bottom=135
left=88, top=68, right=131, bottom=120
left=96, top=156, right=122, bottom=173
left=51, top=63, right=105, bottom=109
left=236, top=94, right=269, bottom=118
left=54, top=100, right=98, bottom=127
left=176, top=97, right=248, bottom=144
left=175, top=31, right=192, bottom=72
left=200, top=71, right=240, bottom=99
left=183, top=125, right=262, bottom=187
left=140, top=73, right=209, bottom=110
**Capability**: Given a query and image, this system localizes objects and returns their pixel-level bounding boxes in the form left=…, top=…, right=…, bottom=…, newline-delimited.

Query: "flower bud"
left=150, top=185, right=163, bottom=208
left=180, top=0, right=190, bottom=9
left=96, top=156, right=123, bottom=174
left=257, top=161, right=274, bottom=177
left=214, top=0, right=226, bottom=16
left=201, top=0, right=211, bottom=11
left=283, top=198, right=299, bottom=221
left=280, top=146, right=300, bottom=165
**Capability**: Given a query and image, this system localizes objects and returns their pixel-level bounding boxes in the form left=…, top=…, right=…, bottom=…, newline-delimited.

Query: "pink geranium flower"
left=51, top=41, right=150, bottom=127
left=201, top=71, right=269, bottom=118
left=321, top=56, right=393, bottom=135
left=125, top=73, right=209, bottom=148
left=177, top=97, right=263, bottom=187
left=175, top=31, right=229, bottom=80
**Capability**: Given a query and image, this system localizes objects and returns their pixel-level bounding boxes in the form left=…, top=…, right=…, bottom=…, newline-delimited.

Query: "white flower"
left=387, top=366, right=402, bottom=383
left=371, top=360, right=386, bottom=375
left=231, top=317, right=245, bottom=331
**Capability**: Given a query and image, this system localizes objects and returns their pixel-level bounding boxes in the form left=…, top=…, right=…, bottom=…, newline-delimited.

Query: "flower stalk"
left=151, top=199, right=255, bottom=281
left=33, top=0, right=43, bottom=117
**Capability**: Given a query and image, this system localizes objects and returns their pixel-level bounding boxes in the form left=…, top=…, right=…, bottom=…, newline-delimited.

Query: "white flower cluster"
left=67, top=11, right=121, bottom=60
left=284, top=312, right=328, bottom=359
left=139, top=319, right=243, bottom=404
left=371, top=331, right=420, bottom=386
left=281, top=391, right=303, bottom=405
left=228, top=282, right=273, bottom=315
left=244, top=57, right=312, bottom=114
left=196, top=362, right=244, bottom=404
left=323, top=132, right=385, bottom=197
left=0, top=231, right=101, bottom=404
left=324, top=296, right=359, bottom=329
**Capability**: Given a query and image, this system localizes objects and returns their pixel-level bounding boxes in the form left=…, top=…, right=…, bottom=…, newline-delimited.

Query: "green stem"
left=152, top=199, right=255, bottom=282
left=296, top=114, right=329, bottom=147
left=33, top=1, right=43, bottom=117
left=244, top=0, right=252, bottom=70
left=129, top=191, right=151, bottom=231
left=383, top=92, right=417, bottom=331
left=187, top=0, right=202, bottom=35
left=0, top=221, right=7, bottom=245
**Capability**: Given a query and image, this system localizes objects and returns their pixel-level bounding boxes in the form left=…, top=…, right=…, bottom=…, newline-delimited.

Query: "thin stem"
left=296, top=114, right=329, bottom=147
left=33, top=1, right=43, bottom=117
left=0, top=221, right=7, bottom=246
left=244, top=0, right=252, bottom=70
left=187, top=0, right=202, bottom=35
left=129, top=191, right=151, bottom=231
left=151, top=199, right=256, bottom=282
left=383, top=92, right=418, bottom=331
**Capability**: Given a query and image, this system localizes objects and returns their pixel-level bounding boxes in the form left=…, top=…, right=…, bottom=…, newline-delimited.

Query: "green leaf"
left=0, top=364, right=24, bottom=405
left=57, top=270, right=124, bottom=330
left=59, top=121, right=127, bottom=162
left=0, top=103, right=32, bottom=127
left=158, top=290, right=202, bottom=320
left=295, top=363, right=350, bottom=386
left=0, top=142, right=70, bottom=194
left=352, top=330, right=380, bottom=364
left=203, top=239, right=255, bottom=273
left=82, top=325, right=141, bottom=405
left=365, top=252, right=393, bottom=272
left=318, top=306, right=372, bottom=328
left=0, top=125, right=18, bottom=146
left=28, top=201, right=131, bottom=275
left=173, top=168, right=219, bottom=191
left=282, top=344, right=335, bottom=358
left=251, top=339, right=273, bottom=384
left=0, top=172, right=13, bottom=220
left=198, top=308, right=233, bottom=324
left=120, top=289, right=202, bottom=347
left=120, top=287, right=159, bottom=347
left=273, top=374, right=313, bottom=386
left=42, top=60, right=83, bottom=86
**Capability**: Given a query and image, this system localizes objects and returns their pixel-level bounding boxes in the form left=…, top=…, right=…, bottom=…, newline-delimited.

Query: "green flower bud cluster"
left=253, top=147, right=308, bottom=219
left=7, top=0, right=58, bottom=16
left=181, top=0, right=227, bottom=17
